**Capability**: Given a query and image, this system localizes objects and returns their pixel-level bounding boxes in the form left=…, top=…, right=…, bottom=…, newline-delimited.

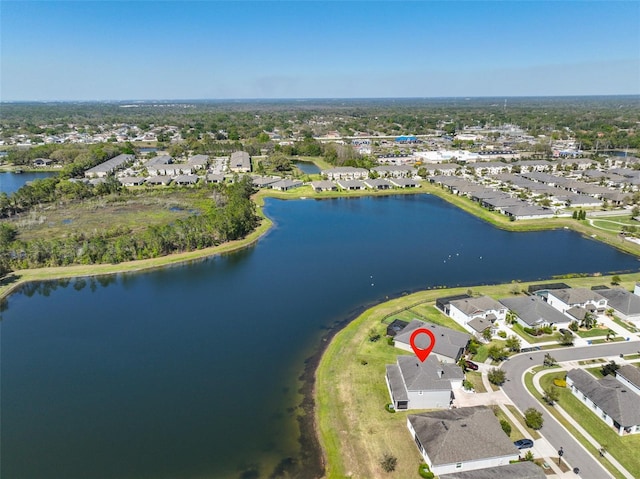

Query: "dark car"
left=514, top=439, right=534, bottom=450
left=464, top=360, right=479, bottom=371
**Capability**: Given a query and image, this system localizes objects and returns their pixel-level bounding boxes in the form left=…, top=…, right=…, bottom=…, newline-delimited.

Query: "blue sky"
left=1, top=1, right=639, bottom=100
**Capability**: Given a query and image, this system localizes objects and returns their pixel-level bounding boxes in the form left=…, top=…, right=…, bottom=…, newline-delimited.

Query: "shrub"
left=386, top=337, right=394, bottom=346
left=418, top=464, right=435, bottom=479
left=500, top=419, right=512, bottom=436
left=385, top=403, right=396, bottom=413
left=541, top=325, right=553, bottom=335
left=368, top=328, right=381, bottom=342
left=380, top=453, right=397, bottom=473
left=498, top=330, right=507, bottom=338
left=463, top=379, right=474, bottom=391
left=360, top=359, right=368, bottom=365
left=488, top=368, right=506, bottom=386
left=524, top=408, right=544, bottom=430
left=523, top=450, right=534, bottom=462
left=569, top=320, right=579, bottom=332
left=553, top=378, right=566, bottom=387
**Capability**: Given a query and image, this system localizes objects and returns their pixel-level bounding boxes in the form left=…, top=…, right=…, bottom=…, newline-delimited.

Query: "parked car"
left=464, top=360, right=479, bottom=371
left=514, top=439, right=534, bottom=449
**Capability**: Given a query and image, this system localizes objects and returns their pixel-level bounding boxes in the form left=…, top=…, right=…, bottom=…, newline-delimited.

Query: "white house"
left=321, top=166, right=369, bottom=180
left=566, top=368, right=640, bottom=436
left=385, top=355, right=463, bottom=410
left=598, top=288, right=640, bottom=325
left=546, top=288, right=608, bottom=318
left=616, top=365, right=640, bottom=397
left=407, top=406, right=520, bottom=476
left=448, top=296, right=507, bottom=336
left=230, top=151, right=251, bottom=173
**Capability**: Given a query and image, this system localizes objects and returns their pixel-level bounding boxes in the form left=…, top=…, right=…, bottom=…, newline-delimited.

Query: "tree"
left=601, top=360, right=620, bottom=377
left=482, top=327, right=493, bottom=342
left=580, top=312, right=598, bottom=330
left=543, top=353, right=557, bottom=367
left=523, top=450, right=535, bottom=462
left=505, top=335, right=521, bottom=352
left=558, top=330, right=574, bottom=346
left=505, top=310, right=517, bottom=325
left=488, top=345, right=506, bottom=361
left=606, top=329, right=617, bottom=341
left=380, top=453, right=397, bottom=472
left=611, top=275, right=621, bottom=286
left=488, top=368, right=506, bottom=386
left=543, top=386, right=560, bottom=405
left=524, top=408, right=544, bottom=430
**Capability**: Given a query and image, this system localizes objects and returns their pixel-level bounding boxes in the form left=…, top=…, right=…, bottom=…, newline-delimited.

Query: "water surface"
left=0, top=171, right=58, bottom=195
left=1, top=194, right=638, bottom=479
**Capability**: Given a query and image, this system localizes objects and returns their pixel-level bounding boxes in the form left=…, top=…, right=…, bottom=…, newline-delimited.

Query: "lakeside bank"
left=314, top=273, right=640, bottom=478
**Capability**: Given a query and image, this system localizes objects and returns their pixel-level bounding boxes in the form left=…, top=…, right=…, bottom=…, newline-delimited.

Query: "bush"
left=387, top=337, right=394, bottom=346
left=488, top=368, right=506, bottom=386
left=569, top=320, right=579, bottom=332
left=524, top=408, right=544, bottom=430
left=498, top=330, right=507, bottom=338
left=553, top=378, right=566, bottom=387
left=380, top=453, right=397, bottom=473
left=385, top=403, right=396, bottom=413
left=418, top=464, right=435, bottom=479
left=541, top=325, right=553, bottom=335
left=523, top=450, right=534, bottom=462
left=463, top=379, right=474, bottom=391
left=500, top=419, right=512, bottom=436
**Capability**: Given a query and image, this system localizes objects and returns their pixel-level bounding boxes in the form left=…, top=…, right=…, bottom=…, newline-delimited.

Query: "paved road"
left=501, top=342, right=640, bottom=479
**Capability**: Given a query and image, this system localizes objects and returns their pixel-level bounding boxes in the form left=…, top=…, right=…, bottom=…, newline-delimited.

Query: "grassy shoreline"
left=314, top=274, right=640, bottom=478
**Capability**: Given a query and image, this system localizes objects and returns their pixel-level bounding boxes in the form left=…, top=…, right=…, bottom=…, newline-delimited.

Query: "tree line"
left=0, top=177, right=258, bottom=272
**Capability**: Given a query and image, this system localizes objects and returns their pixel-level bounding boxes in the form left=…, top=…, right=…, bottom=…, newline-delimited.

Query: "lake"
left=1, top=194, right=638, bottom=479
left=0, top=171, right=58, bottom=195
left=293, top=161, right=320, bottom=174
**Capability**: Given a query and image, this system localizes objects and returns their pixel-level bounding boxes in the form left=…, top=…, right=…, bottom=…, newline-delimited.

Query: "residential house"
left=270, top=179, right=303, bottom=191
left=206, top=173, right=225, bottom=184
left=616, top=365, right=640, bottom=396
left=33, top=158, right=52, bottom=167
left=566, top=368, right=640, bottom=435
left=188, top=154, right=209, bottom=170
left=546, top=288, right=608, bottom=319
left=336, top=179, right=366, bottom=190
left=310, top=180, right=337, bottom=192
left=144, top=155, right=173, bottom=176
left=85, top=153, right=135, bottom=178
left=230, top=151, right=252, bottom=173
left=252, top=176, right=281, bottom=188
left=385, top=355, right=463, bottom=410
left=407, top=406, right=520, bottom=476
left=389, top=178, right=420, bottom=188
left=145, top=176, right=172, bottom=186
left=499, top=296, right=570, bottom=329
left=172, top=174, right=199, bottom=186
left=597, top=288, right=640, bottom=325
left=392, top=319, right=471, bottom=363
left=372, top=165, right=417, bottom=178
left=118, top=176, right=145, bottom=187
left=364, top=178, right=391, bottom=190
left=321, top=166, right=369, bottom=180
left=448, top=296, right=507, bottom=336
left=438, top=462, right=545, bottom=479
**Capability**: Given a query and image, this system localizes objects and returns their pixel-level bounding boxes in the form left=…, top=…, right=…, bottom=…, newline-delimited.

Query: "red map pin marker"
left=409, top=328, right=436, bottom=362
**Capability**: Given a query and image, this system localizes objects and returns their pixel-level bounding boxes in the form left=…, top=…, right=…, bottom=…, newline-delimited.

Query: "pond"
left=1, top=194, right=638, bottom=479
left=0, top=171, right=58, bottom=195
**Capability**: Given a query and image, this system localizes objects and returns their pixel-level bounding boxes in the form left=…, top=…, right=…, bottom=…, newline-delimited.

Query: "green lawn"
left=511, top=323, right=560, bottom=344
left=473, top=339, right=506, bottom=363
left=464, top=371, right=487, bottom=393
left=493, top=407, right=525, bottom=441
left=585, top=367, right=605, bottom=379
left=611, top=316, right=640, bottom=334
left=504, top=404, right=541, bottom=440
left=539, top=374, right=640, bottom=478
left=591, top=337, right=625, bottom=345
left=408, top=304, right=468, bottom=333
left=576, top=327, right=609, bottom=338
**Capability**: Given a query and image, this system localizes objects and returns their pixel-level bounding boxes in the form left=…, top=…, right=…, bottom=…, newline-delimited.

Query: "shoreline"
left=3, top=188, right=640, bottom=478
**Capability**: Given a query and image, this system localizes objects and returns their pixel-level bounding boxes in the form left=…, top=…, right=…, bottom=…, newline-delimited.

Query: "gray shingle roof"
left=617, top=365, right=640, bottom=390
left=439, top=461, right=545, bottom=479
left=499, top=296, right=568, bottom=327
left=386, top=364, right=408, bottom=401
left=597, top=288, right=640, bottom=316
left=567, top=368, right=640, bottom=427
left=394, top=319, right=470, bottom=360
left=450, top=296, right=505, bottom=317
left=548, top=288, right=605, bottom=305
left=408, top=406, right=518, bottom=465
left=467, top=316, right=492, bottom=333
left=396, top=355, right=463, bottom=392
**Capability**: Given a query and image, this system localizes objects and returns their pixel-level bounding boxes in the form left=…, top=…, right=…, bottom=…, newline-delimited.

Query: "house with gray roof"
left=364, top=178, right=391, bottom=190
left=385, top=355, right=463, bottom=410
left=499, top=295, right=570, bottom=329
left=85, top=153, right=135, bottom=178
left=252, top=176, right=281, bottom=188
left=187, top=154, right=209, bottom=170
left=336, top=179, right=366, bottom=190
left=145, top=175, right=172, bottom=186
left=616, top=365, right=640, bottom=397
left=118, top=176, right=145, bottom=187
left=372, top=165, right=417, bottom=178
left=270, top=179, right=303, bottom=191
left=448, top=296, right=507, bottom=336
left=230, top=151, right=251, bottom=172
left=389, top=177, right=420, bottom=188
left=546, top=288, right=608, bottom=316
left=596, top=288, right=640, bottom=324
left=566, top=368, right=640, bottom=435
left=310, top=180, right=337, bottom=192
left=407, top=406, right=520, bottom=476
left=393, top=319, right=470, bottom=363
left=173, top=174, right=199, bottom=186
left=438, top=461, right=545, bottom=479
